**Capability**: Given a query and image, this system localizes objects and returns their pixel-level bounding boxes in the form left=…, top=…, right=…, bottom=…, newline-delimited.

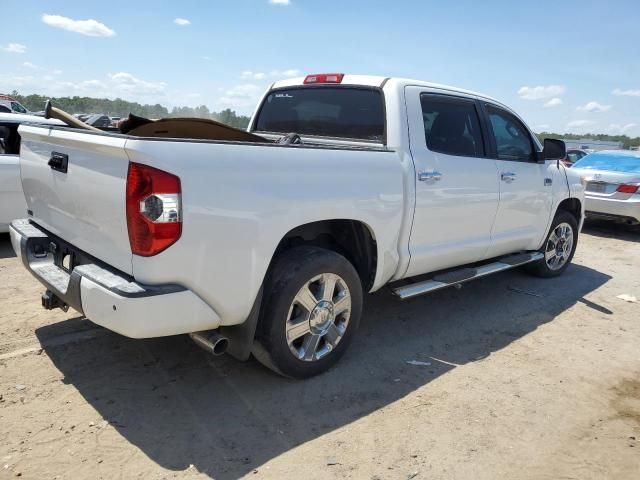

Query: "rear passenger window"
left=486, top=106, right=534, bottom=162
left=420, top=94, right=485, bottom=157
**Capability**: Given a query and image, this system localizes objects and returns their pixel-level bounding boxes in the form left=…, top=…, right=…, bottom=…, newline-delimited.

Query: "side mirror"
left=543, top=138, right=566, bottom=160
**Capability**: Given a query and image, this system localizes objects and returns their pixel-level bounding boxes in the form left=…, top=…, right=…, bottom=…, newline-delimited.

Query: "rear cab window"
left=253, top=87, right=385, bottom=142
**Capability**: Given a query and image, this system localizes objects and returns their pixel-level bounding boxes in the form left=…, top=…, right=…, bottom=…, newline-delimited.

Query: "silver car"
left=571, top=150, right=640, bottom=224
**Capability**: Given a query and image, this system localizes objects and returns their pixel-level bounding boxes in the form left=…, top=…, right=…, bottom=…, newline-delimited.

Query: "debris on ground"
left=508, top=286, right=544, bottom=298
left=406, top=360, right=431, bottom=367
left=616, top=294, right=637, bottom=303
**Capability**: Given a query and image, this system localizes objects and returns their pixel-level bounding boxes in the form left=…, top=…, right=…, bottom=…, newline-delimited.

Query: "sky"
left=1, top=0, right=639, bottom=135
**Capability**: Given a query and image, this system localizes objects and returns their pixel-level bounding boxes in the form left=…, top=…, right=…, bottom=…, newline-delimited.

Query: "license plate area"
left=587, top=182, right=608, bottom=193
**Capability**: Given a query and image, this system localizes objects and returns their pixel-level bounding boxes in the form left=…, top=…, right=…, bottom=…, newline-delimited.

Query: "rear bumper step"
left=392, top=252, right=544, bottom=300
left=9, top=219, right=221, bottom=338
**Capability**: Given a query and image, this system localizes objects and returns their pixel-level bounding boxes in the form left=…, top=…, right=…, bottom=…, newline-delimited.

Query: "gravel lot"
left=1, top=221, right=639, bottom=480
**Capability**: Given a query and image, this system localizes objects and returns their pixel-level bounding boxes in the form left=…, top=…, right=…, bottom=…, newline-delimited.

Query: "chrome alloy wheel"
left=545, top=222, right=574, bottom=271
left=285, top=273, right=352, bottom=362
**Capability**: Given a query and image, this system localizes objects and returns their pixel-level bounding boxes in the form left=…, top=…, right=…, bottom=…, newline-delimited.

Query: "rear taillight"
left=126, top=162, right=182, bottom=256
left=616, top=184, right=639, bottom=194
left=303, top=73, right=344, bottom=84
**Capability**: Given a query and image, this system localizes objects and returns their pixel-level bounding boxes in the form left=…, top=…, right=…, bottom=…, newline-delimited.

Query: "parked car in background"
left=561, top=148, right=590, bottom=167
left=572, top=150, right=640, bottom=225
left=10, top=74, right=584, bottom=378
left=0, top=112, right=63, bottom=232
left=0, top=95, right=30, bottom=115
left=85, top=114, right=113, bottom=128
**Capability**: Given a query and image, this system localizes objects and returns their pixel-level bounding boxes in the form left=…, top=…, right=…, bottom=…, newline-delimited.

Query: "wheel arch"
left=271, top=219, right=378, bottom=291
left=556, top=197, right=582, bottom=223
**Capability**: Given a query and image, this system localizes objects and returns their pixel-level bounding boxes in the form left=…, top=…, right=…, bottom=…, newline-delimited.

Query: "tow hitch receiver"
left=41, top=290, right=69, bottom=312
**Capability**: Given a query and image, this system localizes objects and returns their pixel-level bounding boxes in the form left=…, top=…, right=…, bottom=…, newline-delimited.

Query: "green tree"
left=10, top=92, right=251, bottom=129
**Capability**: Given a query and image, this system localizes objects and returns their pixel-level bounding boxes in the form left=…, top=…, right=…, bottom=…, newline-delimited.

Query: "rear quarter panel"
left=124, top=139, right=405, bottom=325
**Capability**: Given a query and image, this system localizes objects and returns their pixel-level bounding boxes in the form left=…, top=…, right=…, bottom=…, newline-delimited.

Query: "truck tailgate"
left=19, top=125, right=133, bottom=274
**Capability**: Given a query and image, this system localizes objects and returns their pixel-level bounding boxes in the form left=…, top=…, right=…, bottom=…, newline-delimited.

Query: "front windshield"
left=572, top=151, right=640, bottom=173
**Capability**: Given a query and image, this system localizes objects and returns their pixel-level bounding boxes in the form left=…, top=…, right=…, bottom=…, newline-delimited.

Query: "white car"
left=0, top=113, right=63, bottom=232
left=571, top=150, right=640, bottom=224
left=0, top=95, right=30, bottom=114
left=10, top=74, right=584, bottom=378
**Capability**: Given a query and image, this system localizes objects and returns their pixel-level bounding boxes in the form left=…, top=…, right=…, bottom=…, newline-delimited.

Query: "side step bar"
left=392, top=252, right=544, bottom=300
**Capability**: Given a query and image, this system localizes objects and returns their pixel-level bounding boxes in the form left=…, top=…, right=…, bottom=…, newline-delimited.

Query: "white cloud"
left=241, top=71, right=267, bottom=80
left=2, top=43, right=27, bottom=54
left=566, top=120, right=596, bottom=130
left=42, top=14, right=115, bottom=37
left=544, top=98, right=563, bottom=108
left=517, top=85, right=566, bottom=100
left=217, top=84, right=264, bottom=109
left=108, top=72, right=167, bottom=95
left=277, top=69, right=300, bottom=77
left=607, top=123, right=637, bottom=134
left=23, top=62, right=38, bottom=69
left=174, top=18, right=191, bottom=26
left=269, top=0, right=291, bottom=5
left=0, top=71, right=167, bottom=104
left=577, top=101, right=611, bottom=113
left=241, top=69, right=299, bottom=80
left=533, top=124, right=550, bottom=131
left=612, top=88, right=640, bottom=97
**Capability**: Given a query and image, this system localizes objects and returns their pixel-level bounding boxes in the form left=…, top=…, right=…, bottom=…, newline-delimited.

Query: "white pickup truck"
left=10, top=74, right=584, bottom=378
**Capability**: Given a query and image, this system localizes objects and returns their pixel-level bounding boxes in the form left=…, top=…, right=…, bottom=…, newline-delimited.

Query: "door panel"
left=404, top=87, right=500, bottom=277
left=482, top=104, right=553, bottom=257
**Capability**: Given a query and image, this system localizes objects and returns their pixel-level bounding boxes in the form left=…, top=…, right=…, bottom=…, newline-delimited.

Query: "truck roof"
left=271, top=74, right=502, bottom=105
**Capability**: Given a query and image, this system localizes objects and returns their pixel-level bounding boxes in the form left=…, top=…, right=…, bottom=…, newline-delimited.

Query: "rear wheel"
left=253, top=246, right=363, bottom=378
left=525, top=210, right=578, bottom=278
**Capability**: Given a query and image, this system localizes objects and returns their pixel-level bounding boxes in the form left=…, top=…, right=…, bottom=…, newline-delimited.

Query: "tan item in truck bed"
left=127, top=117, right=270, bottom=143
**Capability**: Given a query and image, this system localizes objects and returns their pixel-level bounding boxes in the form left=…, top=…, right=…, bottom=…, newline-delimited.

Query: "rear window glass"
left=254, top=87, right=385, bottom=141
left=572, top=152, right=640, bottom=173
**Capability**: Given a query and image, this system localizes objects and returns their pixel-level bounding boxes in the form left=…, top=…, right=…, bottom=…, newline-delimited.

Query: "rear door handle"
left=48, top=152, right=68, bottom=173
left=501, top=172, right=516, bottom=183
left=418, top=171, right=442, bottom=183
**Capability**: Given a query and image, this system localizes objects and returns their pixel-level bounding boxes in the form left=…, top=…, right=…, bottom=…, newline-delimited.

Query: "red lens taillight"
left=616, top=184, right=639, bottom=194
left=126, top=162, right=182, bottom=256
left=303, top=73, right=344, bottom=84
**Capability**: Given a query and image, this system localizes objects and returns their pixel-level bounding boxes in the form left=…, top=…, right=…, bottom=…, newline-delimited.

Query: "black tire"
left=253, top=246, right=363, bottom=379
left=525, top=210, right=579, bottom=278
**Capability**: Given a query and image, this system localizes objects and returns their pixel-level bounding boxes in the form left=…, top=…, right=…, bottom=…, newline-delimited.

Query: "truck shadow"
left=36, top=263, right=610, bottom=479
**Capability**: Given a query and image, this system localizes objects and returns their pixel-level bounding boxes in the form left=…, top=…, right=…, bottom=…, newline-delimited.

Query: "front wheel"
left=525, top=210, right=579, bottom=278
left=253, top=246, right=363, bottom=379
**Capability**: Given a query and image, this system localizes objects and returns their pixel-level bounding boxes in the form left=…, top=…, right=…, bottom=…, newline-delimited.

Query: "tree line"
left=535, top=131, right=640, bottom=150
left=9, top=91, right=251, bottom=129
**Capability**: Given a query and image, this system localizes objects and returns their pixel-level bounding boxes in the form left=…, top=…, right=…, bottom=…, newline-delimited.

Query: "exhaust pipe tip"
left=189, top=331, right=229, bottom=356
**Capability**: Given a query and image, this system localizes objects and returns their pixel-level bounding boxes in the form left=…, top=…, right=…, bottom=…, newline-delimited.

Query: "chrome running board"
left=392, top=252, right=544, bottom=300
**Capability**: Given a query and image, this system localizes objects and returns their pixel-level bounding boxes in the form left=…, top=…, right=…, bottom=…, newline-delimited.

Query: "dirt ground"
left=0, top=220, right=639, bottom=480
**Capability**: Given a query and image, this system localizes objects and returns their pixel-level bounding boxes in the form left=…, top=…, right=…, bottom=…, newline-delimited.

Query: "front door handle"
left=418, top=171, right=442, bottom=183
left=501, top=172, right=516, bottom=183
